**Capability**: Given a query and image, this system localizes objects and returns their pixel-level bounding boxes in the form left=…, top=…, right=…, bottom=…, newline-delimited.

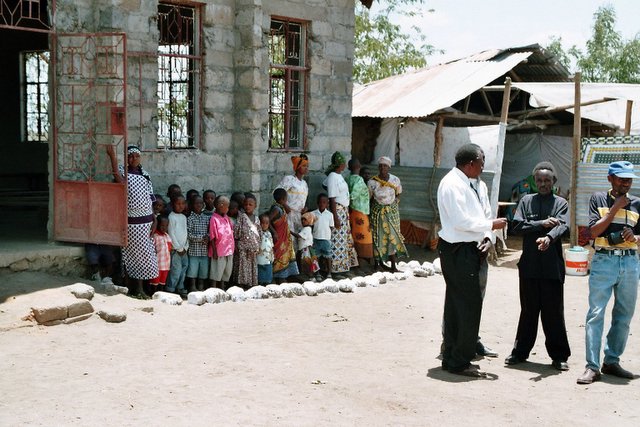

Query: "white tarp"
left=500, top=133, right=572, bottom=200
left=375, top=118, right=500, bottom=171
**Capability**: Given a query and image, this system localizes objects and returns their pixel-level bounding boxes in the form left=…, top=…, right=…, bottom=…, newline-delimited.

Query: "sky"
left=379, top=0, right=640, bottom=66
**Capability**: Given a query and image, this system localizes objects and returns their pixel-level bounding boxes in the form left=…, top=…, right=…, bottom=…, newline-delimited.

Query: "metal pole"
left=570, top=73, right=581, bottom=247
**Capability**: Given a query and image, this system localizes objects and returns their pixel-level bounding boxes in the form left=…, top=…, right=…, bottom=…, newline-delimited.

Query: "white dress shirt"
left=311, top=209, right=335, bottom=240
left=325, top=172, right=350, bottom=207
left=437, top=167, right=494, bottom=244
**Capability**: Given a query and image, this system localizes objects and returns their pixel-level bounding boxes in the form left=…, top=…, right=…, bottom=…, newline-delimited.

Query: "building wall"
left=54, top=0, right=355, bottom=211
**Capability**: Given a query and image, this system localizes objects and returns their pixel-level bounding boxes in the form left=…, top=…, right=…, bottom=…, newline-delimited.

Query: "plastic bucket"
left=565, top=246, right=589, bottom=276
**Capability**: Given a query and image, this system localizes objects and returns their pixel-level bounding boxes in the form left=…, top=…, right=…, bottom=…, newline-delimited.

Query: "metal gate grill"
left=53, top=33, right=128, bottom=245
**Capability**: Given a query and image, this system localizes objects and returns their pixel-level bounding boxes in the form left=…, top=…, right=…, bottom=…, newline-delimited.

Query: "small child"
left=312, top=193, right=334, bottom=279
left=152, top=195, right=166, bottom=218
left=164, top=184, right=182, bottom=215
left=84, top=243, right=116, bottom=285
left=186, top=196, right=210, bottom=292
left=298, top=212, right=321, bottom=281
left=209, top=195, right=235, bottom=290
left=257, top=212, right=274, bottom=286
left=150, top=215, right=172, bottom=293
left=166, top=195, right=189, bottom=296
left=228, top=199, right=240, bottom=226
left=202, top=189, right=216, bottom=217
left=185, top=189, right=200, bottom=217
left=233, top=193, right=261, bottom=289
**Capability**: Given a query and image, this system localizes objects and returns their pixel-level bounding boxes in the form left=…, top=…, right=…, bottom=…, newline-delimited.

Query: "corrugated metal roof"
left=352, top=51, right=532, bottom=118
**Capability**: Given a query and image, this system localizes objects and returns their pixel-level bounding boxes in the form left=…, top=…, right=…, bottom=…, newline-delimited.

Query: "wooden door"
left=53, top=33, right=128, bottom=245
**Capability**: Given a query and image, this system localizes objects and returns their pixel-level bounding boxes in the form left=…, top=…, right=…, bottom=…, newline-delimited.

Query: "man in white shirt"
left=437, top=143, right=507, bottom=377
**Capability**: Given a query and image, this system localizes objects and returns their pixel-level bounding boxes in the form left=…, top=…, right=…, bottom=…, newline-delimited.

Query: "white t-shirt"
left=311, top=209, right=334, bottom=241
left=325, top=172, right=350, bottom=207
left=168, top=212, right=189, bottom=251
left=297, top=226, right=314, bottom=250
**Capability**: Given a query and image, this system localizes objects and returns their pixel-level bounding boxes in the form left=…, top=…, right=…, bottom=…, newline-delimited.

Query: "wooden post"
left=570, top=73, right=581, bottom=247
left=489, top=77, right=511, bottom=218
left=625, top=100, right=634, bottom=136
left=434, top=116, right=444, bottom=167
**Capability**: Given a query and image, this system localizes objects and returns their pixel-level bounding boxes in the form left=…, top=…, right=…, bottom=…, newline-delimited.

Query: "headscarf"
left=125, top=145, right=150, bottom=181
left=291, top=154, right=309, bottom=172
left=302, top=212, right=315, bottom=226
left=127, top=145, right=142, bottom=155
left=378, top=156, right=392, bottom=167
left=325, top=151, right=346, bottom=175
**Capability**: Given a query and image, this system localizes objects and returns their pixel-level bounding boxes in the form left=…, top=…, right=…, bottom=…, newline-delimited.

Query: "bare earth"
left=0, top=247, right=639, bottom=426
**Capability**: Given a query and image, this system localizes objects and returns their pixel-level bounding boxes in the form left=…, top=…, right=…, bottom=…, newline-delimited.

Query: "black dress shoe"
left=476, top=343, right=498, bottom=358
left=505, top=354, right=525, bottom=365
left=552, top=360, right=569, bottom=371
left=577, top=368, right=601, bottom=384
left=450, top=365, right=486, bottom=378
left=602, top=363, right=634, bottom=379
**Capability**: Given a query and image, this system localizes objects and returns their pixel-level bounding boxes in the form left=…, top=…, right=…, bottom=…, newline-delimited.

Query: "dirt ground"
left=0, top=242, right=639, bottom=426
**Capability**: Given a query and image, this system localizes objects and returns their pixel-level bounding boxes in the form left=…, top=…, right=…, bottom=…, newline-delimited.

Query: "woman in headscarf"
left=107, top=144, right=159, bottom=298
left=368, top=156, right=408, bottom=272
left=347, top=157, right=374, bottom=269
left=276, top=154, right=309, bottom=248
left=325, top=151, right=358, bottom=278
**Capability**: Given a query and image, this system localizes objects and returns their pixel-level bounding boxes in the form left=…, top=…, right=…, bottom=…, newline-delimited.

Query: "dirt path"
left=0, top=259, right=639, bottom=425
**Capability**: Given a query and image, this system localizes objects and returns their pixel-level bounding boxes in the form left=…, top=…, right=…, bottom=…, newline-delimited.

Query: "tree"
left=354, top=0, right=440, bottom=84
left=547, top=5, right=640, bottom=83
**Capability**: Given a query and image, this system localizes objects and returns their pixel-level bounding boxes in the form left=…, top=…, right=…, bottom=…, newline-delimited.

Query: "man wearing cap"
left=437, top=143, right=507, bottom=377
left=505, top=161, right=571, bottom=371
left=577, top=160, right=640, bottom=384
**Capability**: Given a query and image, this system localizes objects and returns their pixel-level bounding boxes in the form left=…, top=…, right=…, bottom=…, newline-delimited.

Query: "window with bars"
left=269, top=18, right=308, bottom=150
left=22, top=50, right=50, bottom=143
left=157, top=2, right=201, bottom=149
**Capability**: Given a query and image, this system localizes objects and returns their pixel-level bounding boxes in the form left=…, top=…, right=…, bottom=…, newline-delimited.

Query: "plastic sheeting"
left=374, top=118, right=501, bottom=171
left=500, top=133, right=572, bottom=200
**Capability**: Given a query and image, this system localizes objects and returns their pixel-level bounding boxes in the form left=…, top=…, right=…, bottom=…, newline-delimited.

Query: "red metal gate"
left=53, top=33, right=128, bottom=245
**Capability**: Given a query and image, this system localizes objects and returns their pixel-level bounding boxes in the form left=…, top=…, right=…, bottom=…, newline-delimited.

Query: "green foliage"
left=547, top=5, right=640, bottom=83
left=354, top=0, right=440, bottom=84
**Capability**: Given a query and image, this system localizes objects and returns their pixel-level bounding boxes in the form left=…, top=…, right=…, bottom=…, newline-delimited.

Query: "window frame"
left=21, top=49, right=50, bottom=143
left=156, top=0, right=203, bottom=150
left=268, top=16, right=310, bottom=152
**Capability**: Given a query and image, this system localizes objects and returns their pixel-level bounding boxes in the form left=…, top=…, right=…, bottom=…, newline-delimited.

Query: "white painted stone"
left=302, top=282, right=319, bottom=296
left=364, top=276, right=380, bottom=287
left=152, top=291, right=183, bottom=305
left=433, top=258, right=442, bottom=274
left=67, top=283, right=95, bottom=300
left=338, top=279, right=355, bottom=293
left=407, top=260, right=421, bottom=269
left=413, top=267, right=431, bottom=278
left=280, top=283, right=295, bottom=298
left=383, top=272, right=397, bottom=282
left=203, top=288, right=230, bottom=304
left=290, top=283, right=305, bottom=296
left=371, top=272, right=387, bottom=284
left=245, top=285, right=268, bottom=299
left=352, top=276, right=368, bottom=287
left=226, top=286, right=247, bottom=302
left=323, top=279, right=339, bottom=293
left=265, top=284, right=282, bottom=298
left=187, top=291, right=207, bottom=306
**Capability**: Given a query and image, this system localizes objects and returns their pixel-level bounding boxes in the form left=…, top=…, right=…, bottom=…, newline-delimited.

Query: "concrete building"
left=1, top=0, right=365, bottom=251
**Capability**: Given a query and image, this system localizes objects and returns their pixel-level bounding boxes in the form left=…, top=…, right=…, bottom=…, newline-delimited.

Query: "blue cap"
left=608, top=161, right=638, bottom=178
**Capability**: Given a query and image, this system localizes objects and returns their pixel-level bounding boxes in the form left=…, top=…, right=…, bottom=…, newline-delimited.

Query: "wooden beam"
left=500, top=77, right=512, bottom=124
left=570, top=73, right=581, bottom=247
left=433, top=116, right=444, bottom=168
left=508, top=70, right=523, bottom=82
left=510, top=97, right=615, bottom=118
left=463, top=95, right=471, bottom=113
left=625, top=100, right=634, bottom=136
left=480, top=90, right=494, bottom=116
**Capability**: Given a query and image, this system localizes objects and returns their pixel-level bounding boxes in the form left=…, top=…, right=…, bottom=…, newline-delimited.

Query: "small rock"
left=302, top=281, right=319, bottom=296
left=104, top=284, right=129, bottom=296
left=203, top=288, right=230, bottom=304
left=290, top=283, right=305, bottom=296
left=136, top=306, right=154, bottom=313
left=152, top=291, right=182, bottom=305
left=364, top=276, right=380, bottom=287
left=280, top=283, right=295, bottom=298
left=97, top=310, right=127, bottom=323
left=338, top=279, right=355, bottom=293
left=226, top=286, right=246, bottom=302
left=67, top=283, right=95, bottom=300
left=413, top=267, right=431, bottom=278
left=245, top=286, right=268, bottom=299
left=67, top=300, right=94, bottom=318
left=323, top=279, right=339, bottom=293
left=352, top=276, right=368, bottom=287
left=187, top=291, right=207, bottom=306
left=31, top=304, right=68, bottom=324
left=265, top=284, right=282, bottom=298
left=407, top=260, right=421, bottom=269
left=371, top=272, right=387, bottom=284
left=63, top=313, right=94, bottom=324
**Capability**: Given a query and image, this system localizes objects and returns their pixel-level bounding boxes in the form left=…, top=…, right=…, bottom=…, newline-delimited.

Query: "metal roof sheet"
left=352, top=51, right=532, bottom=118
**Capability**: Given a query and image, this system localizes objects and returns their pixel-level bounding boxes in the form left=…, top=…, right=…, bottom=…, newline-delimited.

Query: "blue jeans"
left=585, top=252, right=638, bottom=370
left=166, top=251, right=189, bottom=292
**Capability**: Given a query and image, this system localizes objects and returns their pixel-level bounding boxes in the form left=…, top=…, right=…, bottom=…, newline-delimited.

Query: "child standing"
left=150, top=215, right=172, bottom=292
left=270, top=188, right=300, bottom=283
left=186, top=196, right=210, bottom=292
left=166, top=195, right=189, bottom=296
left=233, top=193, right=261, bottom=289
left=298, top=212, right=321, bottom=281
left=312, top=193, right=334, bottom=279
left=257, top=212, right=274, bottom=286
left=202, top=189, right=216, bottom=217
left=209, top=195, right=235, bottom=289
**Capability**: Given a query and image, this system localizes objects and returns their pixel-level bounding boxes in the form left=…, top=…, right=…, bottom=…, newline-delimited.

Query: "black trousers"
left=439, top=239, right=483, bottom=372
left=511, top=277, right=571, bottom=361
